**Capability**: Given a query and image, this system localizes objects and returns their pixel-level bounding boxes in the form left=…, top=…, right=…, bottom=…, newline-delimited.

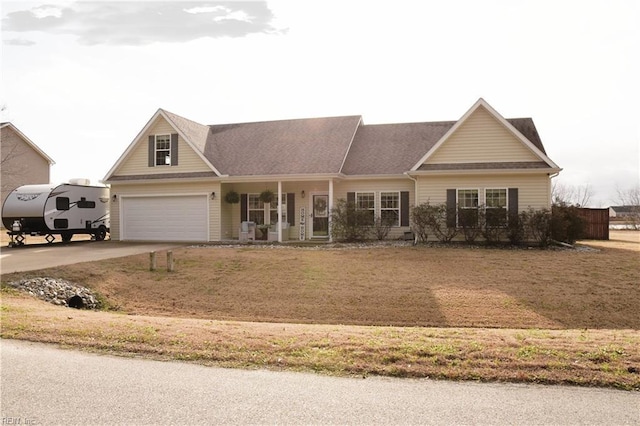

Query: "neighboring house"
left=609, top=206, right=640, bottom=219
left=1, top=122, right=55, bottom=206
left=103, top=98, right=561, bottom=242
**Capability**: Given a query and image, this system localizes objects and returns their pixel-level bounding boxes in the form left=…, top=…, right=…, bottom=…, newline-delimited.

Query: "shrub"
left=522, top=208, right=552, bottom=247
left=410, top=202, right=458, bottom=243
left=372, top=216, right=393, bottom=240
left=330, top=199, right=372, bottom=242
left=410, top=203, right=432, bottom=243
left=506, top=212, right=525, bottom=245
left=458, top=207, right=482, bottom=243
left=480, top=208, right=507, bottom=245
left=551, top=203, right=586, bottom=244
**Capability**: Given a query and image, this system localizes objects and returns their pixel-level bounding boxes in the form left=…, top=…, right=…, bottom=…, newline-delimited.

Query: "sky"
left=1, top=0, right=638, bottom=207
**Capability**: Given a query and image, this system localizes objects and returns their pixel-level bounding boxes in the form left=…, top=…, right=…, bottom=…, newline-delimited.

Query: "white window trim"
left=484, top=188, right=509, bottom=227
left=269, top=193, right=287, bottom=225
left=456, top=188, right=480, bottom=227
left=154, top=134, right=171, bottom=166
left=380, top=191, right=401, bottom=227
left=484, top=188, right=509, bottom=209
left=247, top=193, right=265, bottom=225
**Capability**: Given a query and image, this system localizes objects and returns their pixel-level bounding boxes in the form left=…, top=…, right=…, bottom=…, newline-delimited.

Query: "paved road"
left=1, top=340, right=638, bottom=425
left=0, top=240, right=182, bottom=273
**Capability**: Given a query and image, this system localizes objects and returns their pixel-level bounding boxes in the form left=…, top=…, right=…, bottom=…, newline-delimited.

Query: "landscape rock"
left=7, top=277, right=101, bottom=310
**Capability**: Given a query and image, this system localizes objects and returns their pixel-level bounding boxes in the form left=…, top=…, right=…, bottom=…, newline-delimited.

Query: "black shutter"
left=446, top=189, right=457, bottom=227
left=148, top=135, right=155, bottom=167
left=508, top=188, right=519, bottom=221
left=400, top=191, right=410, bottom=226
left=347, top=192, right=355, bottom=205
left=170, top=133, right=178, bottom=166
left=241, top=194, right=248, bottom=222
left=287, top=193, right=295, bottom=226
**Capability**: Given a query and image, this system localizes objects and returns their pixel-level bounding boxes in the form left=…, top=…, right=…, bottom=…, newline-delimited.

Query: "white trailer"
left=2, top=183, right=110, bottom=247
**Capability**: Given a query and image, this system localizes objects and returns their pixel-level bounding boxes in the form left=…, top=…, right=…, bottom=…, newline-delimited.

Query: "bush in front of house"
left=551, top=203, right=586, bottom=244
left=330, top=199, right=372, bottom=242
left=521, top=207, right=552, bottom=247
left=372, top=216, right=393, bottom=240
left=411, top=202, right=458, bottom=243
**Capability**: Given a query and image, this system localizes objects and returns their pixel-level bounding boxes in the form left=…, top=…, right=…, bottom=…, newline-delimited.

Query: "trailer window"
left=54, top=219, right=68, bottom=229
left=56, top=197, right=70, bottom=210
left=78, top=198, right=96, bottom=209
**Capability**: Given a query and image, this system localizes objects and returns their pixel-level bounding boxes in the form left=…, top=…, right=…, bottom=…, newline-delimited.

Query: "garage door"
left=122, top=195, right=208, bottom=242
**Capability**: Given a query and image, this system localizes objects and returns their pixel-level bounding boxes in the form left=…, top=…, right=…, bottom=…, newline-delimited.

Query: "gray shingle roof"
left=203, top=115, right=362, bottom=176
left=341, top=121, right=453, bottom=175
left=159, top=110, right=550, bottom=178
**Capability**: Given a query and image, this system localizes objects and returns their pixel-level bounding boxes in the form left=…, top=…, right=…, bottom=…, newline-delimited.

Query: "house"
left=609, top=206, right=640, bottom=219
left=103, top=98, right=561, bottom=242
left=1, top=122, right=55, bottom=206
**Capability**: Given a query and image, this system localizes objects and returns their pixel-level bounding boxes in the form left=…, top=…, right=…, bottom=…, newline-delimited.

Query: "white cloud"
left=2, top=1, right=285, bottom=46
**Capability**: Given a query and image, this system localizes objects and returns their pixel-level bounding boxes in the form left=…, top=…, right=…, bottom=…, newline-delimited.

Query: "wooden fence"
left=577, top=208, right=609, bottom=240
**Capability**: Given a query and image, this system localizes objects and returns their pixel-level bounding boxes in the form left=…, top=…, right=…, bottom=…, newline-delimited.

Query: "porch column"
left=328, top=178, right=334, bottom=242
left=277, top=180, right=283, bottom=242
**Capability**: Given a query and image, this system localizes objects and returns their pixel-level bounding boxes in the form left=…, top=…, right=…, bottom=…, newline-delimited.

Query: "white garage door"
left=122, top=195, right=208, bottom=242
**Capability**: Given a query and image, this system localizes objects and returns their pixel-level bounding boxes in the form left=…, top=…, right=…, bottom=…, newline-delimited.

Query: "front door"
left=311, top=194, right=329, bottom=238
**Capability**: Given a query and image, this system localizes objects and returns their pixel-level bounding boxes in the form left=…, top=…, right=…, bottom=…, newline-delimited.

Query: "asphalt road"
left=0, top=240, right=182, bottom=273
left=1, top=340, right=638, bottom=425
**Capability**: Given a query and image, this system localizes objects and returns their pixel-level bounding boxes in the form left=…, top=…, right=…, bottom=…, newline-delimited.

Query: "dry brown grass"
left=1, top=231, right=639, bottom=389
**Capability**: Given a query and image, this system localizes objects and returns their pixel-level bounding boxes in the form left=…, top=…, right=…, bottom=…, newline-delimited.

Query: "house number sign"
left=299, top=207, right=306, bottom=240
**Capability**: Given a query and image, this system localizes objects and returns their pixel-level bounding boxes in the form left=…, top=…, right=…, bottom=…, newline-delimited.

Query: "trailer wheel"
left=61, top=232, right=73, bottom=243
left=94, top=226, right=107, bottom=241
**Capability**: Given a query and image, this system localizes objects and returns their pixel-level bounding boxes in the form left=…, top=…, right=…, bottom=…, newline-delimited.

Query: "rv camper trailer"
left=2, top=182, right=110, bottom=247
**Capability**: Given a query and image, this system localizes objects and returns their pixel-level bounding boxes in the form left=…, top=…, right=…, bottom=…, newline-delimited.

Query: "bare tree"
left=552, top=182, right=594, bottom=207
left=615, top=184, right=640, bottom=230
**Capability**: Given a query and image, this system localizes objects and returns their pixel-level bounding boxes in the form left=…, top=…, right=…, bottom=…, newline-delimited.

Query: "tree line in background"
left=552, top=182, right=640, bottom=229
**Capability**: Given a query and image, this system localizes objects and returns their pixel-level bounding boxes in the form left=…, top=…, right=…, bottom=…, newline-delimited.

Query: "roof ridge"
left=207, top=115, right=362, bottom=127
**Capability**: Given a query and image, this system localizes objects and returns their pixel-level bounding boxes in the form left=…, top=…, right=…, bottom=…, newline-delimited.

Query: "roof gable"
left=410, top=98, right=559, bottom=171
left=103, top=109, right=220, bottom=181
left=1, top=123, right=55, bottom=165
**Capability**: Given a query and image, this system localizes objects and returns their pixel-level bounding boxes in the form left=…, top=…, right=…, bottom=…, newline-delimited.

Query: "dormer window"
left=148, top=133, right=178, bottom=167
left=155, top=135, right=171, bottom=166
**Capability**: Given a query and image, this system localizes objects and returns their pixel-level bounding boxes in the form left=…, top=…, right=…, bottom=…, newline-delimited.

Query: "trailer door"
left=121, top=195, right=208, bottom=242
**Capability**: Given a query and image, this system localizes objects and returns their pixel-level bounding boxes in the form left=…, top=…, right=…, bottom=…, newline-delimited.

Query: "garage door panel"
left=122, top=196, right=208, bottom=242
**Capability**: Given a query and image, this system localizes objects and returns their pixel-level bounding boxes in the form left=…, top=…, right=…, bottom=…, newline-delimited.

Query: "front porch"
left=219, top=180, right=337, bottom=243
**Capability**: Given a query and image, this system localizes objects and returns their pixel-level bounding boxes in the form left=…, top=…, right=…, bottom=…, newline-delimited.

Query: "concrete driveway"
left=0, top=239, right=184, bottom=273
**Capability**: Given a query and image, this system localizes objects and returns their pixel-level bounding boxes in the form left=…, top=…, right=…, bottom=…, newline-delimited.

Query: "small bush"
left=522, top=208, right=552, bottom=247
left=410, top=202, right=458, bottom=243
left=458, top=207, right=482, bottom=243
left=551, top=203, right=586, bottom=244
left=330, top=199, right=372, bottom=242
left=506, top=213, right=525, bottom=245
left=481, top=207, right=507, bottom=245
left=410, top=203, right=432, bottom=243
left=372, top=216, right=393, bottom=241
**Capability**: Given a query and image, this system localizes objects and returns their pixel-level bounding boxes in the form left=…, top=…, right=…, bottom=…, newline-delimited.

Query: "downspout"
left=277, top=180, right=283, bottom=242
left=548, top=171, right=561, bottom=207
left=404, top=171, right=418, bottom=204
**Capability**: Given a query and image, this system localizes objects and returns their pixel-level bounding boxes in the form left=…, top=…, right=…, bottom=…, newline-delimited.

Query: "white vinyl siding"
left=416, top=174, right=552, bottom=211
left=115, top=117, right=211, bottom=175
left=425, top=106, right=541, bottom=164
left=334, top=179, right=414, bottom=239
